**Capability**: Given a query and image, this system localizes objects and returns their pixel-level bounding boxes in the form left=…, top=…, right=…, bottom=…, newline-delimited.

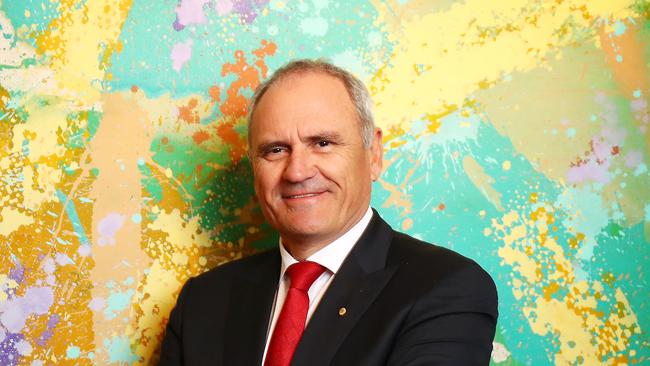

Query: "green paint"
left=606, top=222, right=624, bottom=238
left=149, top=130, right=277, bottom=247
left=86, top=110, right=102, bottom=142
left=64, top=110, right=102, bottom=149
left=63, top=164, right=78, bottom=175
left=138, top=163, right=163, bottom=202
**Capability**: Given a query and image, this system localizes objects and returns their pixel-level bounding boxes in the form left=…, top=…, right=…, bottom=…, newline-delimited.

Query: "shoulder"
left=390, top=230, right=485, bottom=273
left=388, top=230, right=497, bottom=312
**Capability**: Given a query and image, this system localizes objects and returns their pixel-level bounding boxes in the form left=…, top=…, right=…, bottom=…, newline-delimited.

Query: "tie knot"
left=286, top=261, right=326, bottom=291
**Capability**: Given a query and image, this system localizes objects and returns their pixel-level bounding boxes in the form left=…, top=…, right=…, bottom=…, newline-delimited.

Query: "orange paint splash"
left=216, top=121, right=245, bottom=163
left=599, top=21, right=649, bottom=99
left=216, top=40, right=277, bottom=163
left=178, top=98, right=200, bottom=124
left=220, top=40, right=277, bottom=119
left=208, top=85, right=221, bottom=102
left=192, top=130, right=210, bottom=145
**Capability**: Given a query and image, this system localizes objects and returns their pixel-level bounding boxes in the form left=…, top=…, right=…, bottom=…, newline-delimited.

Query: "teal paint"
left=614, top=20, right=627, bottom=36
left=107, top=1, right=390, bottom=97
left=104, top=288, right=135, bottom=320
left=300, top=17, right=329, bottom=36
left=374, top=115, right=561, bottom=365
left=566, top=127, right=576, bottom=138
left=55, top=189, right=90, bottom=246
left=131, top=213, right=142, bottom=223
left=66, top=345, right=80, bottom=359
left=2, top=0, right=61, bottom=46
left=104, top=336, right=138, bottom=364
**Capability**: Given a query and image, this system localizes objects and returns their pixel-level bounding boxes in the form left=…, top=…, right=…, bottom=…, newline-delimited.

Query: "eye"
left=260, top=146, right=288, bottom=160
left=317, top=140, right=330, bottom=147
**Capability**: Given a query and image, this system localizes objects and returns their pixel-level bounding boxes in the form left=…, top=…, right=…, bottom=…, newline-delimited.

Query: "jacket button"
left=339, top=307, right=347, bottom=316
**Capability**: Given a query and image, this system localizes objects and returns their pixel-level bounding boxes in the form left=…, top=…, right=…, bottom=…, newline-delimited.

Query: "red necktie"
left=264, top=261, right=326, bottom=366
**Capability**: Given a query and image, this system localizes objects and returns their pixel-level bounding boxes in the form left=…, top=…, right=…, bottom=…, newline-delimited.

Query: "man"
left=159, top=60, right=498, bottom=365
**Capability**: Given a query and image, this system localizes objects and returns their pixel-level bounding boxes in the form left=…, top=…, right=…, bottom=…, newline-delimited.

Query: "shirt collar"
left=279, top=206, right=373, bottom=277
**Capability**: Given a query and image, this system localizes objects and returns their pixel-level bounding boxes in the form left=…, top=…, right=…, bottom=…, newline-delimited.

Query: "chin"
left=283, top=219, right=329, bottom=238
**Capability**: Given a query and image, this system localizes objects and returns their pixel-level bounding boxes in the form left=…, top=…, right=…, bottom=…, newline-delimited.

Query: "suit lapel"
left=223, top=250, right=280, bottom=366
left=291, top=211, right=397, bottom=366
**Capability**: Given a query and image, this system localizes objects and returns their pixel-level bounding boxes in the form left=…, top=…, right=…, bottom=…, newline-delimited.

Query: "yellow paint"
left=492, top=202, right=641, bottom=363
left=172, top=252, right=189, bottom=266
left=0, top=274, right=18, bottom=302
left=147, top=209, right=212, bottom=249
left=524, top=297, right=600, bottom=364
left=131, top=261, right=181, bottom=364
left=0, top=207, right=34, bottom=236
left=602, top=271, right=616, bottom=286
left=462, top=155, right=504, bottom=211
left=35, top=0, right=133, bottom=106
left=378, top=154, right=417, bottom=216
left=12, top=97, right=70, bottom=160
left=369, top=0, right=635, bottom=132
left=21, top=164, right=61, bottom=211
left=497, top=231, right=538, bottom=282
left=502, top=160, right=511, bottom=171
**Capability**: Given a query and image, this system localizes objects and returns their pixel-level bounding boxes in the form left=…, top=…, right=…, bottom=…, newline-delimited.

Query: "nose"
left=282, top=146, right=316, bottom=183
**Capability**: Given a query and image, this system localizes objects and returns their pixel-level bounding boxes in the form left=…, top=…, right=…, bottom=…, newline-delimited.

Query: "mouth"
left=282, top=191, right=326, bottom=199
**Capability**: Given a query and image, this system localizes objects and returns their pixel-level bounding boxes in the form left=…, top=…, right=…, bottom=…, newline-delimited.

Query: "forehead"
left=262, top=71, right=353, bottom=108
left=250, top=71, right=359, bottom=138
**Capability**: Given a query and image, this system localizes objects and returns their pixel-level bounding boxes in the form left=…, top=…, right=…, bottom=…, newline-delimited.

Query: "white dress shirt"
left=261, top=207, right=374, bottom=364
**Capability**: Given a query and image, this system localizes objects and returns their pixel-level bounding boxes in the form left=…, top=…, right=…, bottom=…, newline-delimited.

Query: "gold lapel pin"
left=338, top=307, right=347, bottom=316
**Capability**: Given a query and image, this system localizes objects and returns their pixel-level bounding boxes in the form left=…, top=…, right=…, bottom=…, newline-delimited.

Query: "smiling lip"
left=282, top=191, right=325, bottom=199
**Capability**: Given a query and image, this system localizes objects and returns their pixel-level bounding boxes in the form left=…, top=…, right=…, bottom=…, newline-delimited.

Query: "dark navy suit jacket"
left=159, top=210, right=498, bottom=365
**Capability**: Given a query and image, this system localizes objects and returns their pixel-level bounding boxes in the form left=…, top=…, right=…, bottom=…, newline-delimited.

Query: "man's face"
left=250, top=71, right=383, bottom=252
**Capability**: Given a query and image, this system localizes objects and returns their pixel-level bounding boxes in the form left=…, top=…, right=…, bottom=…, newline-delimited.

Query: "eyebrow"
left=306, top=131, right=344, bottom=145
left=254, top=131, right=345, bottom=156
left=256, top=141, right=289, bottom=156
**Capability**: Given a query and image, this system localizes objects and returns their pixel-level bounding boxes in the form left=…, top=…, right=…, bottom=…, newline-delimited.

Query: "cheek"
left=254, top=166, right=281, bottom=196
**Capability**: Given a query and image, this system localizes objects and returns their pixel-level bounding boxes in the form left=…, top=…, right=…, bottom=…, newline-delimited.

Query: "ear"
left=369, top=127, right=383, bottom=181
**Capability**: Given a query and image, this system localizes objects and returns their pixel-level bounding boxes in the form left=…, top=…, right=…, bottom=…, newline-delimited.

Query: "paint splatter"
left=171, top=39, right=193, bottom=72
left=1, top=1, right=648, bottom=364
left=97, top=213, right=125, bottom=246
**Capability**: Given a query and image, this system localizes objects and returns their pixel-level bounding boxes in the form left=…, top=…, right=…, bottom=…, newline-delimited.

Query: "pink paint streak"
left=171, top=39, right=193, bottom=72
left=567, top=159, right=611, bottom=184
left=175, top=0, right=209, bottom=27
left=0, top=287, right=54, bottom=333
left=97, top=213, right=125, bottom=246
left=216, top=0, right=233, bottom=15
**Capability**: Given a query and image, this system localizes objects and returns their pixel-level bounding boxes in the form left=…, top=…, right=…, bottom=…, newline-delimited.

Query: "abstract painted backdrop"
left=1, top=0, right=649, bottom=364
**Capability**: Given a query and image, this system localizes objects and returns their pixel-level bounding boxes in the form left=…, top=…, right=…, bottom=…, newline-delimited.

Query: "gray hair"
left=247, top=59, right=376, bottom=149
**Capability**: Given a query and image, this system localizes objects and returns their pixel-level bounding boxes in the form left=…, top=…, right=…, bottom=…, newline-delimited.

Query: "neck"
left=281, top=238, right=330, bottom=261
left=280, top=207, right=371, bottom=261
